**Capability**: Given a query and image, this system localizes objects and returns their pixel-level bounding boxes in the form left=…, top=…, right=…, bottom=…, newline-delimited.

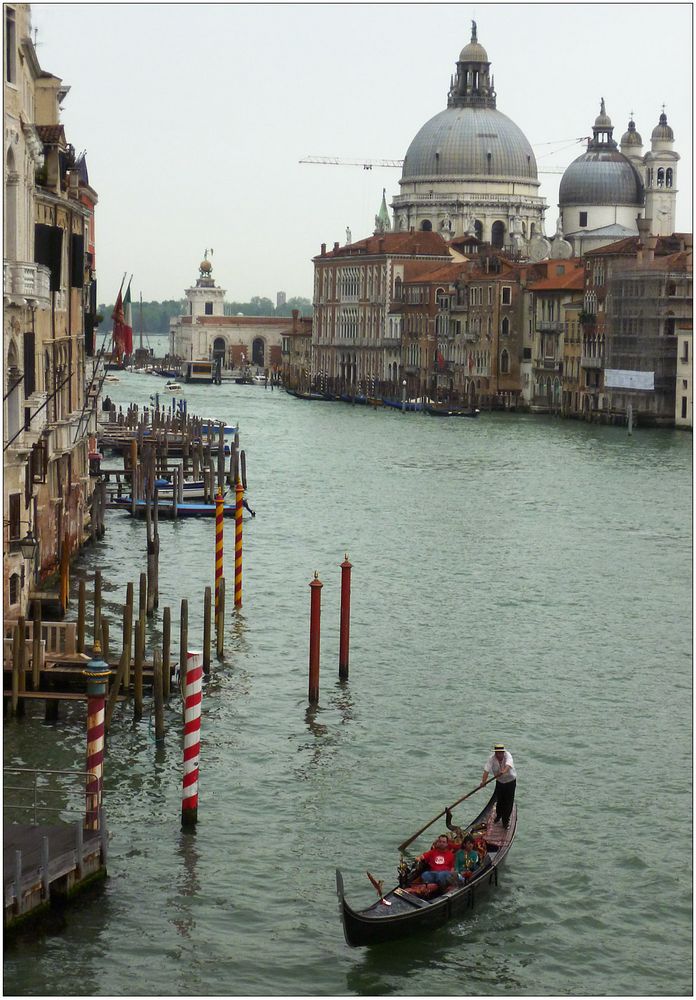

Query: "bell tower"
left=644, top=110, right=679, bottom=236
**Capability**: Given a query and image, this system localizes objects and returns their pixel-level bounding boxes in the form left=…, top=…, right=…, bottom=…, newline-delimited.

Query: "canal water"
left=4, top=373, right=692, bottom=997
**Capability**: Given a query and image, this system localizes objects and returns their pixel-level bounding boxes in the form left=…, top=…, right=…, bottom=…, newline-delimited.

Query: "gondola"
left=424, top=404, right=480, bottom=418
left=336, top=791, right=516, bottom=947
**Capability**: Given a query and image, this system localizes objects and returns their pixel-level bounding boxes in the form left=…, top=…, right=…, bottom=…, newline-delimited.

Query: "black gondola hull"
left=337, top=794, right=515, bottom=947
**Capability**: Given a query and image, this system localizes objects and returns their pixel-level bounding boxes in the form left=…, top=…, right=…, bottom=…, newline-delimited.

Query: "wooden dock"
left=4, top=820, right=107, bottom=933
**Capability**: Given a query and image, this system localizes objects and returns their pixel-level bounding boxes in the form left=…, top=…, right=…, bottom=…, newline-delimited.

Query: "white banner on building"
left=604, top=369, right=655, bottom=390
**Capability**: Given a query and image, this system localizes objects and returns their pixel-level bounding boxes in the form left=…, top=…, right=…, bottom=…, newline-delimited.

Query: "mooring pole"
left=339, top=555, right=352, bottom=681
left=308, top=572, right=323, bottom=704
left=215, top=491, right=224, bottom=617
left=234, top=480, right=243, bottom=608
left=84, top=643, right=109, bottom=831
left=181, top=651, right=203, bottom=829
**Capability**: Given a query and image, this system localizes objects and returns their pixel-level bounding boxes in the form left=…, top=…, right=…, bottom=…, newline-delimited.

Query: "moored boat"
left=425, top=404, right=480, bottom=418
left=336, top=791, right=516, bottom=947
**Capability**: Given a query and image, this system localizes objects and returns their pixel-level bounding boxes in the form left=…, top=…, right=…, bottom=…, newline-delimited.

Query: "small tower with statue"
left=185, top=250, right=226, bottom=320
left=644, top=110, right=679, bottom=236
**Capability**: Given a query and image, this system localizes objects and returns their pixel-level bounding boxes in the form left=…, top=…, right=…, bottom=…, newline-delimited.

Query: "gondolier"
left=481, top=743, right=516, bottom=830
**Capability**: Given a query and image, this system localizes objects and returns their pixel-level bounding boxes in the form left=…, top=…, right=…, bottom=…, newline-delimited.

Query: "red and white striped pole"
left=339, top=555, right=352, bottom=682
left=215, top=491, right=224, bottom=617
left=84, top=644, right=109, bottom=831
left=181, top=650, right=204, bottom=829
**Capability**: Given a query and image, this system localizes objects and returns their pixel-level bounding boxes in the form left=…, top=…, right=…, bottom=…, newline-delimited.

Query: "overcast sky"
left=32, top=2, right=692, bottom=304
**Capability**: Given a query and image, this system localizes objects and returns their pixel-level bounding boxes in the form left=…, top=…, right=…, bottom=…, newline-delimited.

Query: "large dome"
left=559, top=149, right=644, bottom=206
left=402, top=106, right=538, bottom=181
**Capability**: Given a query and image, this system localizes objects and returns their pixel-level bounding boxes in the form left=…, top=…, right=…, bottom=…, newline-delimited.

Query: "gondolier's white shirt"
left=485, top=751, right=516, bottom=783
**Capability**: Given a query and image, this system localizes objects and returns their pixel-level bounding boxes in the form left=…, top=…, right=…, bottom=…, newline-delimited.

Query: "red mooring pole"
left=215, top=491, right=224, bottom=618
left=339, top=555, right=352, bottom=681
left=308, top=572, right=323, bottom=703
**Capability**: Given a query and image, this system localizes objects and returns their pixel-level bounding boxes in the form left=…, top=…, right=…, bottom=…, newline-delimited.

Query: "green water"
left=4, top=374, right=692, bottom=996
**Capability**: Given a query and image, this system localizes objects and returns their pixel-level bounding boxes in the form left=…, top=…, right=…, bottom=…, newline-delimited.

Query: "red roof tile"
left=315, top=230, right=450, bottom=260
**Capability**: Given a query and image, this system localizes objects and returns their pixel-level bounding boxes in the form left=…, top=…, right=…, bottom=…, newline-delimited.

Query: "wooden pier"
left=4, top=820, right=107, bottom=933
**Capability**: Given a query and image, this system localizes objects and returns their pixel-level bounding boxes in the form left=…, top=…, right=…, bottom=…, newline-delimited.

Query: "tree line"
left=96, top=296, right=312, bottom=333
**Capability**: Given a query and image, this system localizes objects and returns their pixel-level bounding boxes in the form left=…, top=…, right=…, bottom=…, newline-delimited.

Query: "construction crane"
left=298, top=148, right=586, bottom=175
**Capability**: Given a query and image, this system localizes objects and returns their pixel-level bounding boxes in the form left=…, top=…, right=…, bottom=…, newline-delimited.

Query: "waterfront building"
left=4, top=2, right=99, bottom=619
left=526, top=260, right=584, bottom=412
left=312, top=230, right=451, bottom=397
left=169, top=256, right=285, bottom=371
left=559, top=102, right=680, bottom=254
left=674, top=321, right=692, bottom=429
left=391, top=22, right=547, bottom=251
left=280, top=309, right=313, bottom=390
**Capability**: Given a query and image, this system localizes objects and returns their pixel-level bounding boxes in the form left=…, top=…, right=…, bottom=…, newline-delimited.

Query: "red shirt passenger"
left=417, top=835, right=456, bottom=887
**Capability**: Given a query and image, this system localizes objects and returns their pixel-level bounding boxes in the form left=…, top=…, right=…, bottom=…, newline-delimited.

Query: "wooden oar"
left=397, top=776, right=499, bottom=854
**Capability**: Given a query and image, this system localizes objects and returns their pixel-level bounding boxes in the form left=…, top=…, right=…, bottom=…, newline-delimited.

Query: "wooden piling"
left=11, top=624, right=20, bottom=717
left=339, top=556, right=353, bottom=682
left=134, top=612, right=145, bottom=722
left=162, top=606, right=171, bottom=699
left=105, top=605, right=130, bottom=733
left=32, top=600, right=42, bottom=690
left=308, top=573, right=323, bottom=704
left=100, top=617, right=110, bottom=666
left=139, top=572, right=147, bottom=621
left=180, top=599, right=188, bottom=702
left=216, top=579, right=225, bottom=659
left=17, top=615, right=26, bottom=702
left=153, top=649, right=165, bottom=743
left=77, top=579, right=86, bottom=653
left=203, top=586, right=212, bottom=675
left=241, top=450, right=247, bottom=491
left=93, top=569, right=102, bottom=647
left=124, top=582, right=134, bottom=688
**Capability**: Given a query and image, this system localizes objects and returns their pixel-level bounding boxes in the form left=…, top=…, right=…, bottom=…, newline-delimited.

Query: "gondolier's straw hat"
left=493, top=743, right=505, bottom=751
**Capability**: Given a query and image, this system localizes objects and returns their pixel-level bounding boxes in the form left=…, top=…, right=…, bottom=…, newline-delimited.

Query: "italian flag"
left=123, top=279, right=133, bottom=355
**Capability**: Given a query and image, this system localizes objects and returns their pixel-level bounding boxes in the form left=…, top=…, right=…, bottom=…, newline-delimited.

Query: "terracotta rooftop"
left=585, top=234, right=687, bottom=257
left=527, top=260, right=585, bottom=291
left=316, top=230, right=450, bottom=260
left=36, top=124, right=66, bottom=145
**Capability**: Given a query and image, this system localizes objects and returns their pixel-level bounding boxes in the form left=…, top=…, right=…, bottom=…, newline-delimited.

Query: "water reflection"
left=172, top=830, right=201, bottom=940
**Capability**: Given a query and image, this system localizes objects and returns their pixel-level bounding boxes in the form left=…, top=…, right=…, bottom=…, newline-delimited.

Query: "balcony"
left=3, top=261, right=51, bottom=307
left=534, top=357, right=562, bottom=370
left=536, top=320, right=564, bottom=333
left=581, top=355, right=603, bottom=368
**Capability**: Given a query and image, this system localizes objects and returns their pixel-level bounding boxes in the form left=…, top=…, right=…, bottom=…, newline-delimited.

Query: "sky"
left=31, top=2, right=693, bottom=304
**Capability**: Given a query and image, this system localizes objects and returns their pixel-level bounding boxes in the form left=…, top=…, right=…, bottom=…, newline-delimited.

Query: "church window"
left=666, top=168, right=673, bottom=188
left=491, top=221, right=505, bottom=249
left=421, top=220, right=433, bottom=232
left=205, top=302, right=213, bottom=315
left=657, top=168, right=665, bottom=187
left=579, top=212, right=588, bottom=227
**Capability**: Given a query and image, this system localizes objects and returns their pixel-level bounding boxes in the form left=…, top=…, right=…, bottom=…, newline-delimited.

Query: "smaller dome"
left=459, top=20, right=488, bottom=63
left=459, top=40, right=488, bottom=62
left=199, top=259, right=212, bottom=274
left=651, top=112, right=674, bottom=141
left=594, top=98, right=612, bottom=128
left=621, top=119, right=642, bottom=147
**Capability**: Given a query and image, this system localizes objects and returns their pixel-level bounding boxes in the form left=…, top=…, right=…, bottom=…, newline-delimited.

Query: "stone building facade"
left=4, top=2, right=99, bottom=618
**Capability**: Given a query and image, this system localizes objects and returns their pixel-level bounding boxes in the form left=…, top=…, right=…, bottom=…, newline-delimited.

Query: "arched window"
left=420, top=219, right=432, bottom=232
left=501, top=317, right=510, bottom=338
left=500, top=349, right=509, bottom=374
left=666, top=168, right=673, bottom=188
left=9, top=573, right=20, bottom=606
left=474, top=220, right=483, bottom=241
left=394, top=276, right=403, bottom=301
left=657, top=168, right=665, bottom=188
left=252, top=337, right=265, bottom=367
left=491, top=221, right=505, bottom=249
left=5, top=147, right=17, bottom=259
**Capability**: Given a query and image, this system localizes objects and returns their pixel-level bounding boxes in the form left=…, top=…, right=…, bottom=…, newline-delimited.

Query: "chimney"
left=636, top=217, right=650, bottom=263
left=333, top=241, right=340, bottom=252
left=682, top=234, right=693, bottom=252
left=378, top=237, right=385, bottom=252
left=292, top=308, right=299, bottom=333
left=321, top=242, right=326, bottom=256
left=646, top=235, right=658, bottom=263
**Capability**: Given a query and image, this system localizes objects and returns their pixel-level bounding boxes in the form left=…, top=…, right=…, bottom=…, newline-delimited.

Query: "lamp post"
left=18, top=528, right=38, bottom=563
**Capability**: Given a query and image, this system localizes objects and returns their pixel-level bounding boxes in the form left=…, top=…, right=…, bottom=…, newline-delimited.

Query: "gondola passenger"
left=416, top=835, right=457, bottom=888
left=454, top=837, right=481, bottom=880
